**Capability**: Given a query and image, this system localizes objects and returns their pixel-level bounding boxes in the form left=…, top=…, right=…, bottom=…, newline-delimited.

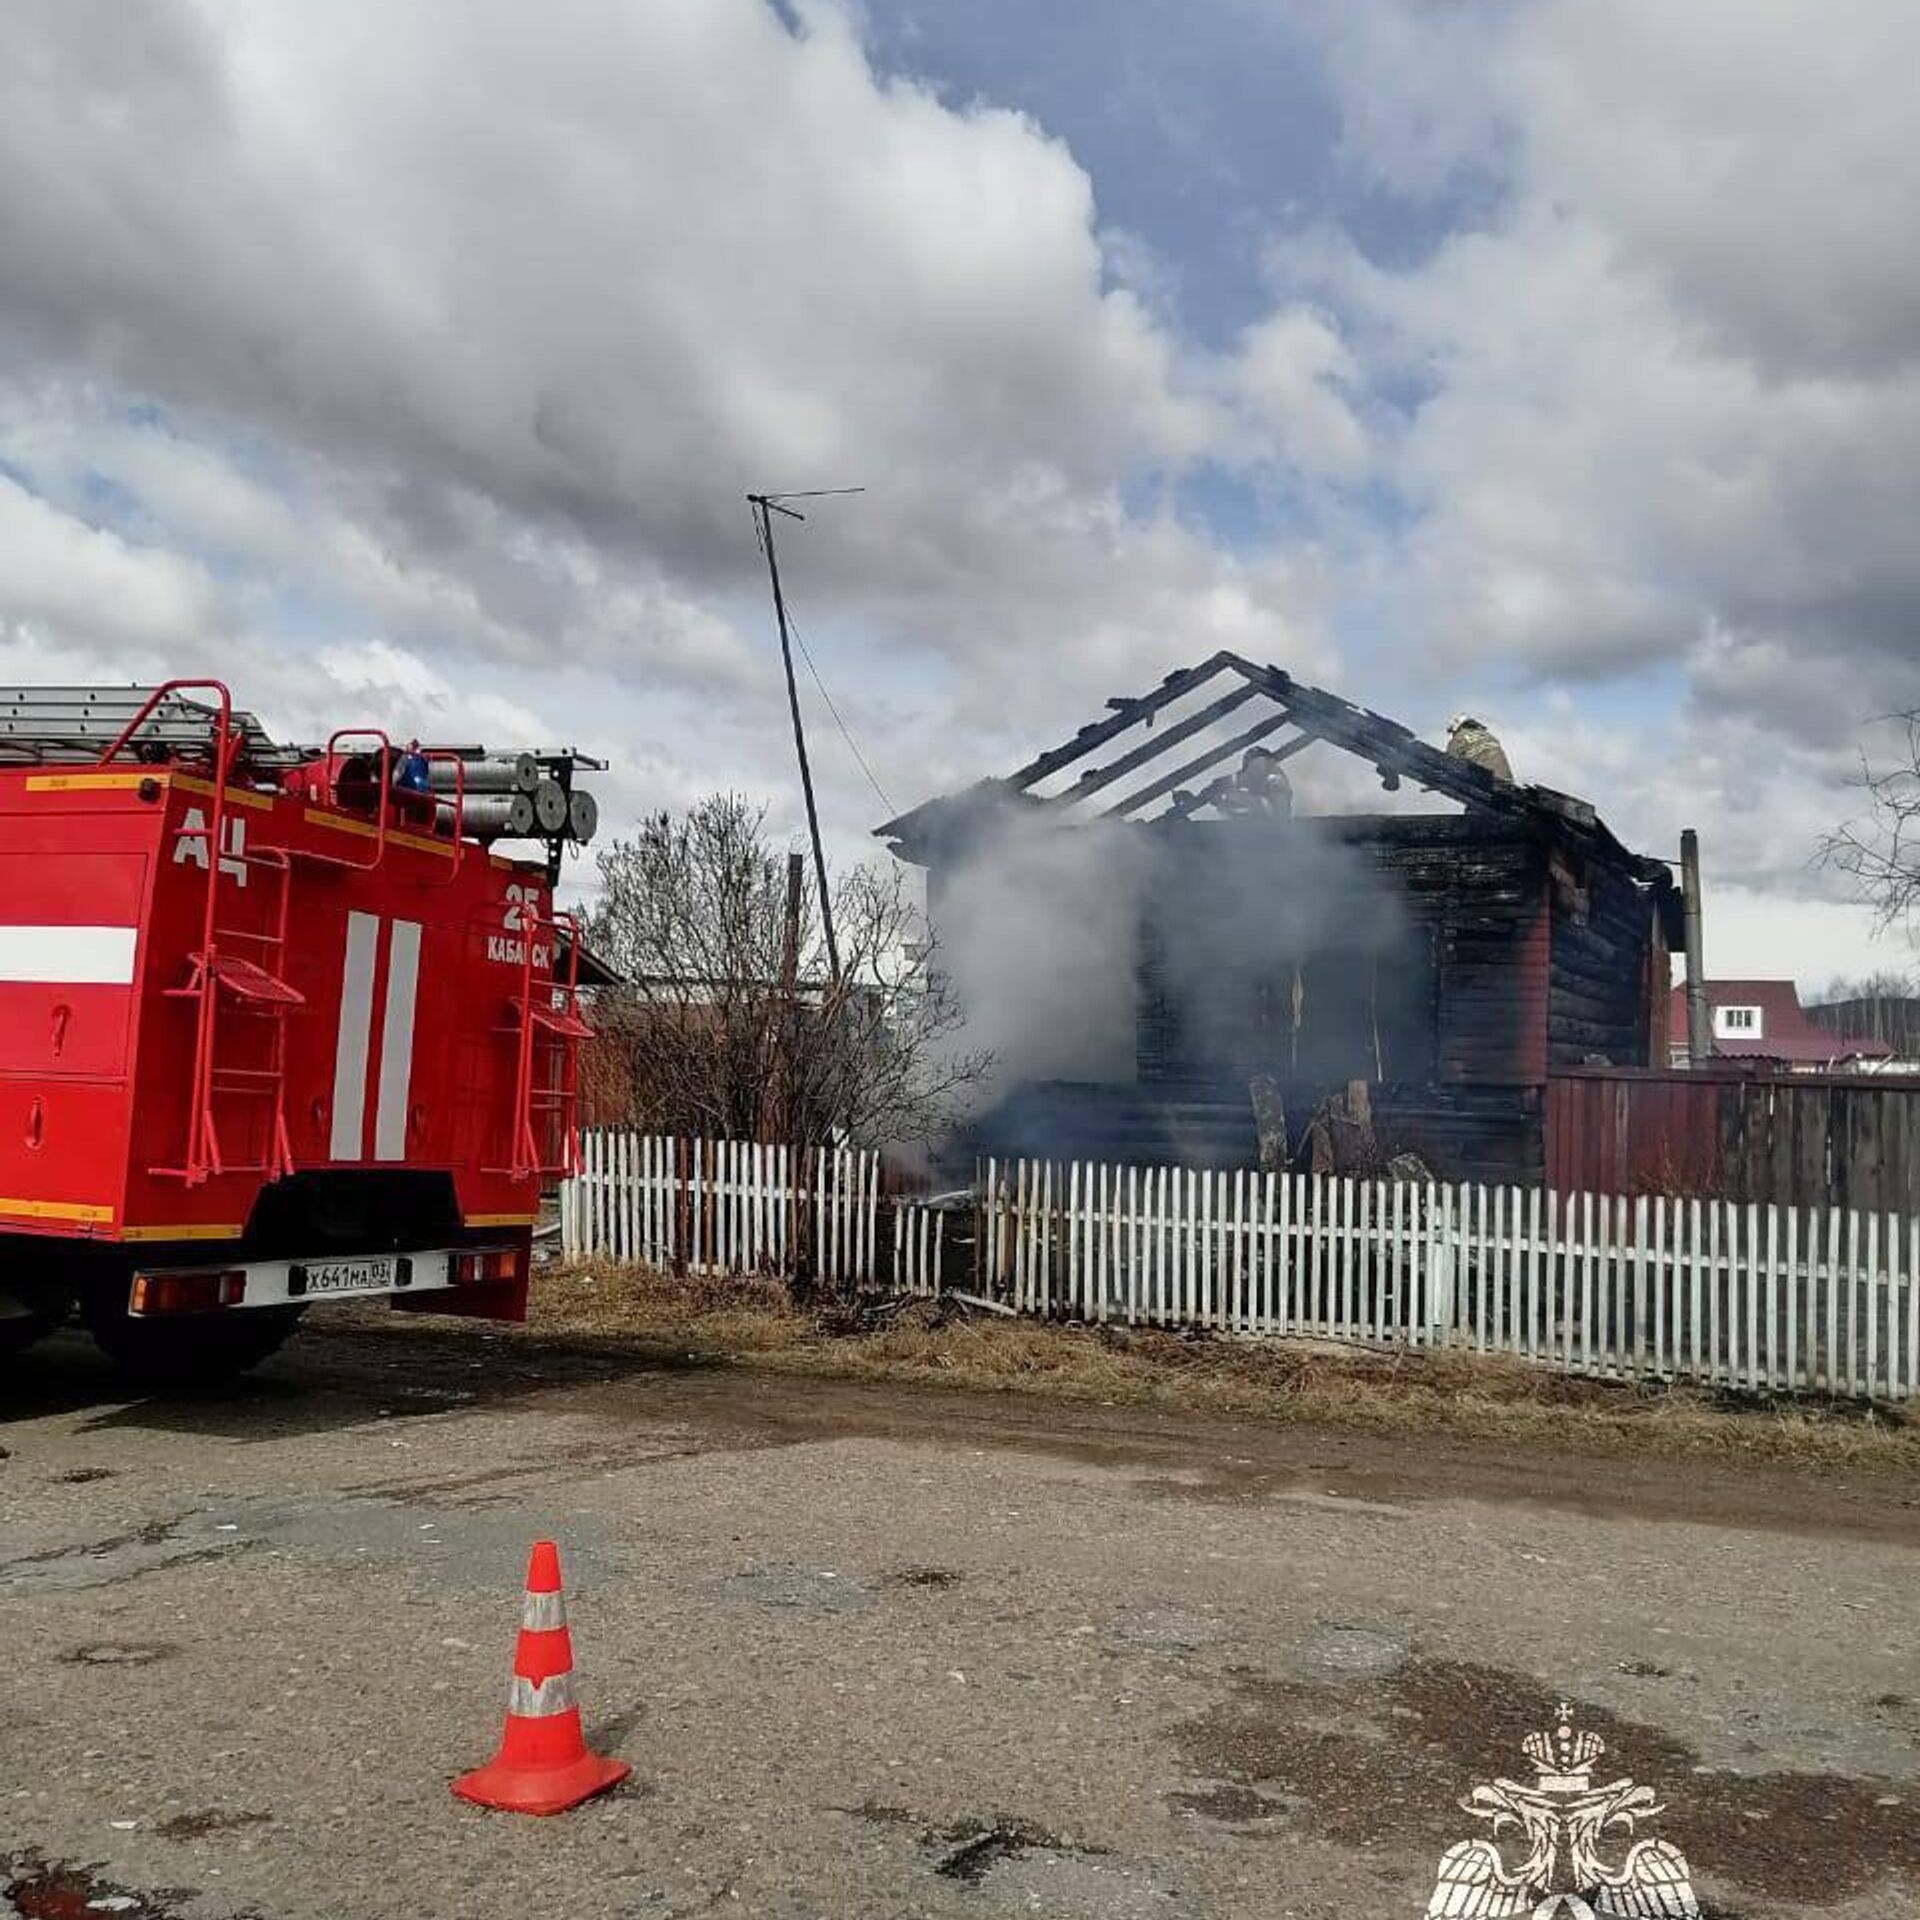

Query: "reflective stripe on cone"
left=508, top=1672, right=578, bottom=1717
left=451, top=1539, right=630, bottom=1816
left=521, top=1588, right=566, bottom=1632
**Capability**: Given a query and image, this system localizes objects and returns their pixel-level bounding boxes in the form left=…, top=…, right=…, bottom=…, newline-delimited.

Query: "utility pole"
left=1680, top=828, right=1709, bottom=1067
left=775, top=850, right=803, bottom=1144
left=748, top=489, right=861, bottom=988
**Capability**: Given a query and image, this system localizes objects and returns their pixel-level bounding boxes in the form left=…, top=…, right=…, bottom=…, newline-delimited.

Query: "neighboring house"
left=880, top=650, right=1681, bottom=1183
left=1665, top=981, right=1893, bottom=1070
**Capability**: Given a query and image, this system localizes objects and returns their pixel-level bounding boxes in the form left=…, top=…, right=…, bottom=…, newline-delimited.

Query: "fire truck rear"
left=0, top=680, right=600, bottom=1381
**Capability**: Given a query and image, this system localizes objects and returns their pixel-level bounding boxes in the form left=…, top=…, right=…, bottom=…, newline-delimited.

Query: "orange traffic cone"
left=452, top=1540, right=631, bottom=1815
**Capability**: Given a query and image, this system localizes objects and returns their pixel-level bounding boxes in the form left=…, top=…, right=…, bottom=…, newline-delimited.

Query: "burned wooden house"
left=878, top=653, right=1682, bottom=1183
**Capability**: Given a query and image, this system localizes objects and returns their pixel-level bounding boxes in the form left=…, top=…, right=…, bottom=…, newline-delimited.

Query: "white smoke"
left=929, top=797, right=1410, bottom=1110
left=930, top=809, right=1150, bottom=1096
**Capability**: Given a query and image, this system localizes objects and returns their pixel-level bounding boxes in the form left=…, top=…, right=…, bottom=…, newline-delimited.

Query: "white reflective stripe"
left=373, top=919, right=421, bottom=1161
left=508, top=1671, right=577, bottom=1718
left=329, top=912, right=379, bottom=1160
left=521, top=1589, right=567, bottom=1631
left=0, top=925, right=136, bottom=984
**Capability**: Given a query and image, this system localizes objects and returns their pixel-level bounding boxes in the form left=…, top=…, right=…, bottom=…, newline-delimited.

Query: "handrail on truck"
left=316, top=728, right=393, bottom=871
left=421, top=748, right=465, bottom=887
left=95, top=679, right=238, bottom=1186
left=506, top=906, right=586, bottom=1182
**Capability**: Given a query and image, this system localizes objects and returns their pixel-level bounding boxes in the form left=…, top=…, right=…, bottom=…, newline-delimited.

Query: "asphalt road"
left=4, top=1313, right=1919, bottom=1919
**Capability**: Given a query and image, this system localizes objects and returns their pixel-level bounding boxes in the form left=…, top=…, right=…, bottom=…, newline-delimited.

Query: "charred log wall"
left=953, top=1078, right=1545, bottom=1184
left=932, top=811, right=1658, bottom=1187
left=1547, top=850, right=1658, bottom=1069
left=1135, top=814, right=1550, bottom=1092
left=1370, top=1082, right=1544, bottom=1182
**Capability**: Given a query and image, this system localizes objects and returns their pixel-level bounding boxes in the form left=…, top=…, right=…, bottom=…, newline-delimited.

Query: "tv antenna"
left=747, top=487, right=863, bottom=986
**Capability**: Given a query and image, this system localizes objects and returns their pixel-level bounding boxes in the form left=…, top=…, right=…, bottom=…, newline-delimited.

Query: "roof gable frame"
left=878, top=650, right=1647, bottom=863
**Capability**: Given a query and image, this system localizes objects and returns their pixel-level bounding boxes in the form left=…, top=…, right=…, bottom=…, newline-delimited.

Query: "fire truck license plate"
left=299, top=1258, right=397, bottom=1295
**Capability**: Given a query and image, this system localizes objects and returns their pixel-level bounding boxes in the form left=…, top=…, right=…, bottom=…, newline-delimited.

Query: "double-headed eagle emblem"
left=1424, top=1704, right=1701, bottom=1918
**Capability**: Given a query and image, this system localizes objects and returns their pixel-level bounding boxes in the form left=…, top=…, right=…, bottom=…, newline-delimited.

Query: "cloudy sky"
left=3, top=0, right=1916, bottom=988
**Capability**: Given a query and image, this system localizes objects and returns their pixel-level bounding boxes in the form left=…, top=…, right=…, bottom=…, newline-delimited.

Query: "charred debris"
left=878, top=652, right=1683, bottom=1186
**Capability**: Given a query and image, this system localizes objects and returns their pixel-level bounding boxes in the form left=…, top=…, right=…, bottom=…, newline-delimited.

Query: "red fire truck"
left=0, top=680, right=599, bottom=1381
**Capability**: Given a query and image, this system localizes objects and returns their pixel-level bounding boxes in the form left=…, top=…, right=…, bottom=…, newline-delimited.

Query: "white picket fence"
left=561, top=1131, right=947, bottom=1290
left=559, top=1134, right=1920, bottom=1400
left=982, top=1158, right=1920, bottom=1400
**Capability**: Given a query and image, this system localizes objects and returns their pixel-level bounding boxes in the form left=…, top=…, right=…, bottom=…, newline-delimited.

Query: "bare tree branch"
left=1821, top=710, right=1920, bottom=937
left=587, top=794, right=990, bottom=1145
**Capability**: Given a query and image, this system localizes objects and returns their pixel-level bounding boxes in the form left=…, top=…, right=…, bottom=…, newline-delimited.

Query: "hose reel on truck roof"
left=0, top=685, right=605, bottom=882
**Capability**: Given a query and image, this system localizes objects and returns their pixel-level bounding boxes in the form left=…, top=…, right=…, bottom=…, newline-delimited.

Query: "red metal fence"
left=1545, top=1067, right=1920, bottom=1216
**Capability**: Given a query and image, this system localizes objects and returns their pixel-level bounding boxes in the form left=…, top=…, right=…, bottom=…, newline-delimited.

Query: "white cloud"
left=0, top=470, right=225, bottom=656
left=1265, top=0, right=1920, bottom=981
left=0, top=0, right=1230, bottom=659
left=1311, top=0, right=1517, bottom=201
left=1510, top=0, right=1920, bottom=383
left=1227, top=306, right=1370, bottom=480
left=0, top=0, right=1334, bottom=875
left=1302, top=0, right=1920, bottom=717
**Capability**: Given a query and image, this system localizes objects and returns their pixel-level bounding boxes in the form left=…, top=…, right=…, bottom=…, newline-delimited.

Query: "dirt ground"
left=4, top=1301, right=1919, bottom=1919
left=523, top=1261, right=1920, bottom=1476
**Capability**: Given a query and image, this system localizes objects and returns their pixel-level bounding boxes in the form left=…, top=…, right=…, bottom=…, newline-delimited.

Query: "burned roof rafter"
left=1045, top=679, right=1263, bottom=808
left=997, top=653, right=1241, bottom=796
left=1156, top=722, right=1312, bottom=820
left=877, top=649, right=1669, bottom=889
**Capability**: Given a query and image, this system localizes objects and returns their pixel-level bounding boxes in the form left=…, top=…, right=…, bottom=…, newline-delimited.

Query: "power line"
left=785, top=609, right=895, bottom=815
left=742, top=492, right=892, bottom=812
left=748, top=492, right=836, bottom=985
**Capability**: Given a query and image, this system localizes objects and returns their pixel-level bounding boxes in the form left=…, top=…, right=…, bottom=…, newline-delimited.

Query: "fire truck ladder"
left=0, top=683, right=296, bottom=768
left=164, top=844, right=304, bottom=1185
left=491, top=909, right=590, bottom=1182
left=90, top=682, right=305, bottom=1187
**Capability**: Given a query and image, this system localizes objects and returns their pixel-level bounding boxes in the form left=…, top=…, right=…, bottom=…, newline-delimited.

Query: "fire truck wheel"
left=82, top=1299, right=307, bottom=1386
left=0, top=1309, right=60, bottom=1358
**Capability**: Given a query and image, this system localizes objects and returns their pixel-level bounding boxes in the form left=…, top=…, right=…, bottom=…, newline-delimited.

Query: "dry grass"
left=522, top=1260, right=1920, bottom=1471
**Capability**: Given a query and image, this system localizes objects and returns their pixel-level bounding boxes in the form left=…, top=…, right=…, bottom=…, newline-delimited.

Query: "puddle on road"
left=846, top=1802, right=1108, bottom=1885
left=153, top=1809, right=271, bottom=1842
left=1175, top=1656, right=1919, bottom=1905
left=880, top=1565, right=965, bottom=1591
left=1, top=1492, right=622, bottom=1598
left=933, top=1816, right=1099, bottom=1885
left=0, top=1516, right=241, bottom=1593
left=847, top=1803, right=1181, bottom=1917
left=2, top=1854, right=208, bottom=1920
left=1166, top=1783, right=1299, bottom=1825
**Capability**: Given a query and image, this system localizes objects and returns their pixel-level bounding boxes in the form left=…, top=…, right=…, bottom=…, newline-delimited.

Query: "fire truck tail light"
left=451, top=1247, right=519, bottom=1285
left=130, top=1269, right=247, bottom=1315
